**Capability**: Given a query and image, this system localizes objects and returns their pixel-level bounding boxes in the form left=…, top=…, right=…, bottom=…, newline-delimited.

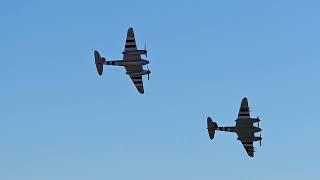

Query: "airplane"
left=94, top=27, right=151, bottom=94
left=207, top=97, right=262, bottom=157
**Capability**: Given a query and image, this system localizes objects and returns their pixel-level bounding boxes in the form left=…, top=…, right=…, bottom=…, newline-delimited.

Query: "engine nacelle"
left=253, top=136, right=263, bottom=142
left=250, top=117, right=260, bottom=123
left=127, top=70, right=151, bottom=77
left=122, top=49, right=147, bottom=55
left=237, top=136, right=262, bottom=142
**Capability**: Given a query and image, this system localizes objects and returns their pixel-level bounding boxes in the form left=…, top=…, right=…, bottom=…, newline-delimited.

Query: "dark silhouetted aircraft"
left=94, top=27, right=150, bottom=94
left=207, top=97, right=262, bottom=157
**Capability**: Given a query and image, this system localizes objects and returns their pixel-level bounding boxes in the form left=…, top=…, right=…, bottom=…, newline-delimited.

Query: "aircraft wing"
left=128, top=75, right=144, bottom=94
left=238, top=97, right=250, bottom=119
left=123, top=27, right=141, bottom=61
left=237, top=132, right=255, bottom=157
left=123, top=27, right=144, bottom=94
left=236, top=97, right=253, bottom=127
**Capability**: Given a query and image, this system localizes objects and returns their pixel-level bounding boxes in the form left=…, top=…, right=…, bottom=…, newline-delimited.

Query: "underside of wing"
left=238, top=97, right=250, bottom=119
left=123, top=27, right=141, bottom=61
left=129, top=75, right=144, bottom=94
left=241, top=141, right=254, bottom=157
left=124, top=64, right=144, bottom=94
left=237, top=131, right=255, bottom=157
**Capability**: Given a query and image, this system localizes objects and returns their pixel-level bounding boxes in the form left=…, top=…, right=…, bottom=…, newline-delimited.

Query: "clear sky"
left=1, top=0, right=319, bottom=179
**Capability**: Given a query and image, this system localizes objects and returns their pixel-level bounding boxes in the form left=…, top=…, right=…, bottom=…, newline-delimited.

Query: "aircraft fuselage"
left=126, top=70, right=151, bottom=77
left=235, top=126, right=262, bottom=133
left=236, top=117, right=260, bottom=123
left=216, top=125, right=261, bottom=133
left=122, top=50, right=147, bottom=55
left=104, top=59, right=149, bottom=66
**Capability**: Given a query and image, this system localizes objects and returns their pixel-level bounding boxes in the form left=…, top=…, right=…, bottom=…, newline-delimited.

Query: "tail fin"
left=94, top=50, right=105, bottom=76
left=207, top=117, right=218, bottom=140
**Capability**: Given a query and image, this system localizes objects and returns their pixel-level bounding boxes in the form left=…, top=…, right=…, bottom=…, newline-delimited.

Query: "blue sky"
left=0, top=0, right=320, bottom=179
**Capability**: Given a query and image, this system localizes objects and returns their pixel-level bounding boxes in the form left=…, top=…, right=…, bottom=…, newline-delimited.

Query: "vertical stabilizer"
left=94, top=50, right=105, bottom=76
left=207, top=117, right=218, bottom=140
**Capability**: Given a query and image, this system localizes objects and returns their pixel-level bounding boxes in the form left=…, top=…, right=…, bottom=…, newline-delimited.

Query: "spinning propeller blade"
left=259, top=134, right=262, bottom=147
left=147, top=66, right=150, bottom=80
left=144, top=43, right=147, bottom=57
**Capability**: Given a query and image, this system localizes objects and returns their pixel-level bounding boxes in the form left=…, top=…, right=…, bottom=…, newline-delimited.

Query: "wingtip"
left=241, top=97, right=248, bottom=104
left=138, top=88, right=144, bottom=94
left=127, top=27, right=134, bottom=37
left=248, top=151, right=254, bottom=157
left=207, top=117, right=213, bottom=124
left=94, top=50, right=100, bottom=57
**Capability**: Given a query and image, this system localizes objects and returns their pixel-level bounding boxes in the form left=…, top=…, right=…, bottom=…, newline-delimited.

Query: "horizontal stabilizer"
left=94, top=50, right=104, bottom=76
left=207, top=117, right=218, bottom=140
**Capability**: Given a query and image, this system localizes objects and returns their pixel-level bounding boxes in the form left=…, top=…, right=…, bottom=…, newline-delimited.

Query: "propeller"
left=147, top=66, right=150, bottom=80
left=257, top=116, right=260, bottom=128
left=144, top=43, right=148, bottom=57
left=259, top=133, right=262, bottom=147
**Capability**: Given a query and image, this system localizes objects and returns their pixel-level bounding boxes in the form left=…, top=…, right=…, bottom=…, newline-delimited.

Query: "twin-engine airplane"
left=207, top=97, right=262, bottom=157
left=94, top=27, right=151, bottom=94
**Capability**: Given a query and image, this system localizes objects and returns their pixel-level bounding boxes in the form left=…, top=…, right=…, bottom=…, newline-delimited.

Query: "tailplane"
left=207, top=117, right=218, bottom=140
left=94, top=50, right=105, bottom=76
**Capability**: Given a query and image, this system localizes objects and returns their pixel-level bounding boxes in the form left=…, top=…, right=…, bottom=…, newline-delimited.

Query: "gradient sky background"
left=1, top=0, right=320, bottom=179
